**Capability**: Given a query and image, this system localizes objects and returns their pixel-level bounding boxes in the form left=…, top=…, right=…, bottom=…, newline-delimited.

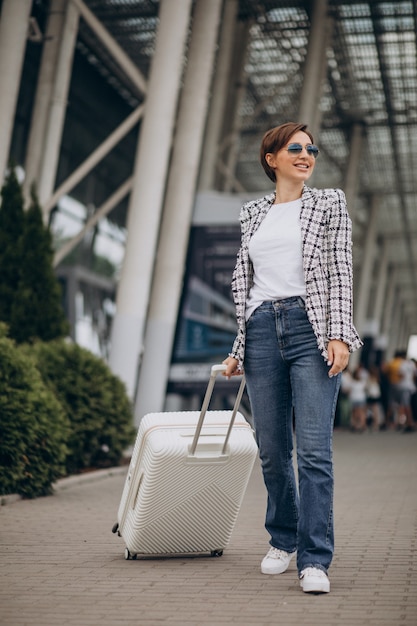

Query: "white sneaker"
left=261, top=547, right=295, bottom=575
left=299, top=567, right=330, bottom=593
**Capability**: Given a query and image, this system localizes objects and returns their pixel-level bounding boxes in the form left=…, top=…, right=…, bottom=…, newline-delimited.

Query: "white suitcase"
left=112, top=365, right=257, bottom=559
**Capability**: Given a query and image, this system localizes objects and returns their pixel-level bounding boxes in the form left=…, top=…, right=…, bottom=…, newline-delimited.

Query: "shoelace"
left=300, top=567, right=327, bottom=579
left=267, top=547, right=288, bottom=560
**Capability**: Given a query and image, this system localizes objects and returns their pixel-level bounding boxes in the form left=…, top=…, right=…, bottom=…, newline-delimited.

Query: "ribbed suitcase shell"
left=116, top=409, right=257, bottom=557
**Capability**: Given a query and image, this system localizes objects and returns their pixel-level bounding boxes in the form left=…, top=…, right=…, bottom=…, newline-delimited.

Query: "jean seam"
left=286, top=407, right=299, bottom=551
left=324, top=375, right=340, bottom=547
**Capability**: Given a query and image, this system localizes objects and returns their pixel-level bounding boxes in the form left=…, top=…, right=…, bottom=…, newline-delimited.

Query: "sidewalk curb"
left=54, top=465, right=127, bottom=491
left=0, top=493, right=22, bottom=506
left=0, top=466, right=128, bottom=506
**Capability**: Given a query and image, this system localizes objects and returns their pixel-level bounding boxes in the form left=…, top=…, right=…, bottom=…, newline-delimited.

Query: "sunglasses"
left=286, top=143, right=319, bottom=159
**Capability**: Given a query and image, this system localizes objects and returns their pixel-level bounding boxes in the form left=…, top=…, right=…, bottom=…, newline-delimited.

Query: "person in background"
left=336, top=369, right=353, bottom=429
left=384, top=350, right=409, bottom=428
left=222, top=122, right=362, bottom=594
left=378, top=362, right=391, bottom=429
left=397, top=355, right=417, bottom=432
left=366, top=365, right=383, bottom=431
left=349, top=366, right=368, bottom=432
left=411, top=359, right=417, bottom=423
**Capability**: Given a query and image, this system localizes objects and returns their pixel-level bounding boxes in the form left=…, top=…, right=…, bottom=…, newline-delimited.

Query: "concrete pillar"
left=134, top=0, right=223, bottom=423
left=37, top=0, right=79, bottom=217
left=349, top=196, right=379, bottom=370
left=387, top=298, right=404, bottom=359
left=354, top=195, right=380, bottom=336
left=398, top=313, right=409, bottom=351
left=381, top=267, right=396, bottom=339
left=222, top=23, right=251, bottom=193
left=344, top=123, right=365, bottom=225
left=298, top=0, right=328, bottom=134
left=198, top=0, right=238, bottom=192
left=371, top=237, right=389, bottom=332
left=310, top=16, right=334, bottom=137
left=381, top=269, right=401, bottom=361
left=109, top=0, right=193, bottom=399
left=24, top=0, right=66, bottom=199
left=0, top=0, right=33, bottom=184
left=215, top=18, right=252, bottom=192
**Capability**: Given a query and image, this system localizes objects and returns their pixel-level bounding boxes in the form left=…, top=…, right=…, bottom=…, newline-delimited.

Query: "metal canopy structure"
left=68, top=0, right=417, bottom=330
left=236, top=1, right=417, bottom=318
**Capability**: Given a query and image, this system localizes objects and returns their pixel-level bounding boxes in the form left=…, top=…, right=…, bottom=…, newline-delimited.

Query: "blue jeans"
left=243, top=297, right=341, bottom=574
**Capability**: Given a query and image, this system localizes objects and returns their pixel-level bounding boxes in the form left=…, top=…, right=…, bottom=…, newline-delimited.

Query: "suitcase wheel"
left=210, top=550, right=223, bottom=557
left=124, top=548, right=137, bottom=560
left=111, top=522, right=119, bottom=534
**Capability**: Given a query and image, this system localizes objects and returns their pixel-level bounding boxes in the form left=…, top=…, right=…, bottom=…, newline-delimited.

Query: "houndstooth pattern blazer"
left=229, top=185, right=363, bottom=367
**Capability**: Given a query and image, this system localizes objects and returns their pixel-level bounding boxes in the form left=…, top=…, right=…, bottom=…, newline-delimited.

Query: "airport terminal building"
left=0, top=0, right=416, bottom=423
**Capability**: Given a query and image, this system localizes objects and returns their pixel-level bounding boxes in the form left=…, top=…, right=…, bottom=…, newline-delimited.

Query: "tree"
left=9, top=186, right=69, bottom=343
left=0, top=168, right=25, bottom=325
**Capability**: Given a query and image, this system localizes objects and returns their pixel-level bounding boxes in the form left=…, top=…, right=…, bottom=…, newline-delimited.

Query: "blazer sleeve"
left=325, top=189, right=362, bottom=351
left=229, top=203, right=253, bottom=366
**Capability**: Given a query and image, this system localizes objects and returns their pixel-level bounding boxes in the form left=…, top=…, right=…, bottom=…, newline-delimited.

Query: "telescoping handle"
left=189, top=364, right=246, bottom=456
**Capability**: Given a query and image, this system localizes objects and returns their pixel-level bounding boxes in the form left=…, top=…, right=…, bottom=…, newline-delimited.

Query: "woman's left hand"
left=327, top=339, right=349, bottom=377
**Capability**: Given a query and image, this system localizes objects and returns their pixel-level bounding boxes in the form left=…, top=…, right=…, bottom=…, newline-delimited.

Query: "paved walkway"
left=1, top=430, right=416, bottom=626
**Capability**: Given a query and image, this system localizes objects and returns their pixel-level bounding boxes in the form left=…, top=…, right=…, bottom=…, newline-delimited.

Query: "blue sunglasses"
left=287, top=143, right=319, bottom=159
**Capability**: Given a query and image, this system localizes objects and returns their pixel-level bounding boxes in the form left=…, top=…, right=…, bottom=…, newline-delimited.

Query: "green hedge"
left=30, top=340, right=135, bottom=475
left=0, top=327, right=135, bottom=499
left=0, top=332, right=69, bottom=498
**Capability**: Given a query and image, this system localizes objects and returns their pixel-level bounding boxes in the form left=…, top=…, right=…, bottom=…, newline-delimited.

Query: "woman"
left=223, top=122, right=362, bottom=594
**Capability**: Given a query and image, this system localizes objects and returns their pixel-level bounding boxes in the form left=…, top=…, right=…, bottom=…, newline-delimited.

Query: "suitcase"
left=112, top=364, right=258, bottom=560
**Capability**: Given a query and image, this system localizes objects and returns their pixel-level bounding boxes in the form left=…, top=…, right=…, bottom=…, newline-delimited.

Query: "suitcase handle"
left=189, top=364, right=246, bottom=456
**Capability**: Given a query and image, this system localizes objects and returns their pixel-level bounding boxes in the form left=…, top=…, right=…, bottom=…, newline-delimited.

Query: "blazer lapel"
left=252, top=192, right=275, bottom=234
left=300, top=186, right=325, bottom=276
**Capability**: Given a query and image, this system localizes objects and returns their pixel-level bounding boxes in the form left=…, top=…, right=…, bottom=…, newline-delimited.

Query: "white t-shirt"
left=349, top=379, right=367, bottom=404
left=398, top=359, right=417, bottom=392
left=245, top=199, right=306, bottom=321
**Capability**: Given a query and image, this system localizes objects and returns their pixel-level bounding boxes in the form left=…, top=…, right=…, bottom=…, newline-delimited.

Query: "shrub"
left=0, top=173, right=68, bottom=344
left=30, top=340, right=135, bottom=474
left=10, top=187, right=69, bottom=343
left=0, top=331, right=69, bottom=498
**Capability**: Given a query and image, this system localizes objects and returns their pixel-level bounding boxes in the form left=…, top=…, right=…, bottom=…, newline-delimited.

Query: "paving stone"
left=0, top=430, right=416, bottom=626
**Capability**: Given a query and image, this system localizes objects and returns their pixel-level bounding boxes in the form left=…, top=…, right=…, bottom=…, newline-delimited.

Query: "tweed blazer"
left=230, top=185, right=363, bottom=367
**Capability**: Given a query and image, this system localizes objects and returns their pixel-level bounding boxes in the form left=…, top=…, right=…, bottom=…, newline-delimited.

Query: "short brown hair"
left=260, top=122, right=314, bottom=182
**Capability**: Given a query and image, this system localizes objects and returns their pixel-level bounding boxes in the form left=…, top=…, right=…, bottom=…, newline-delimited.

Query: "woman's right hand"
left=222, top=356, right=241, bottom=378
